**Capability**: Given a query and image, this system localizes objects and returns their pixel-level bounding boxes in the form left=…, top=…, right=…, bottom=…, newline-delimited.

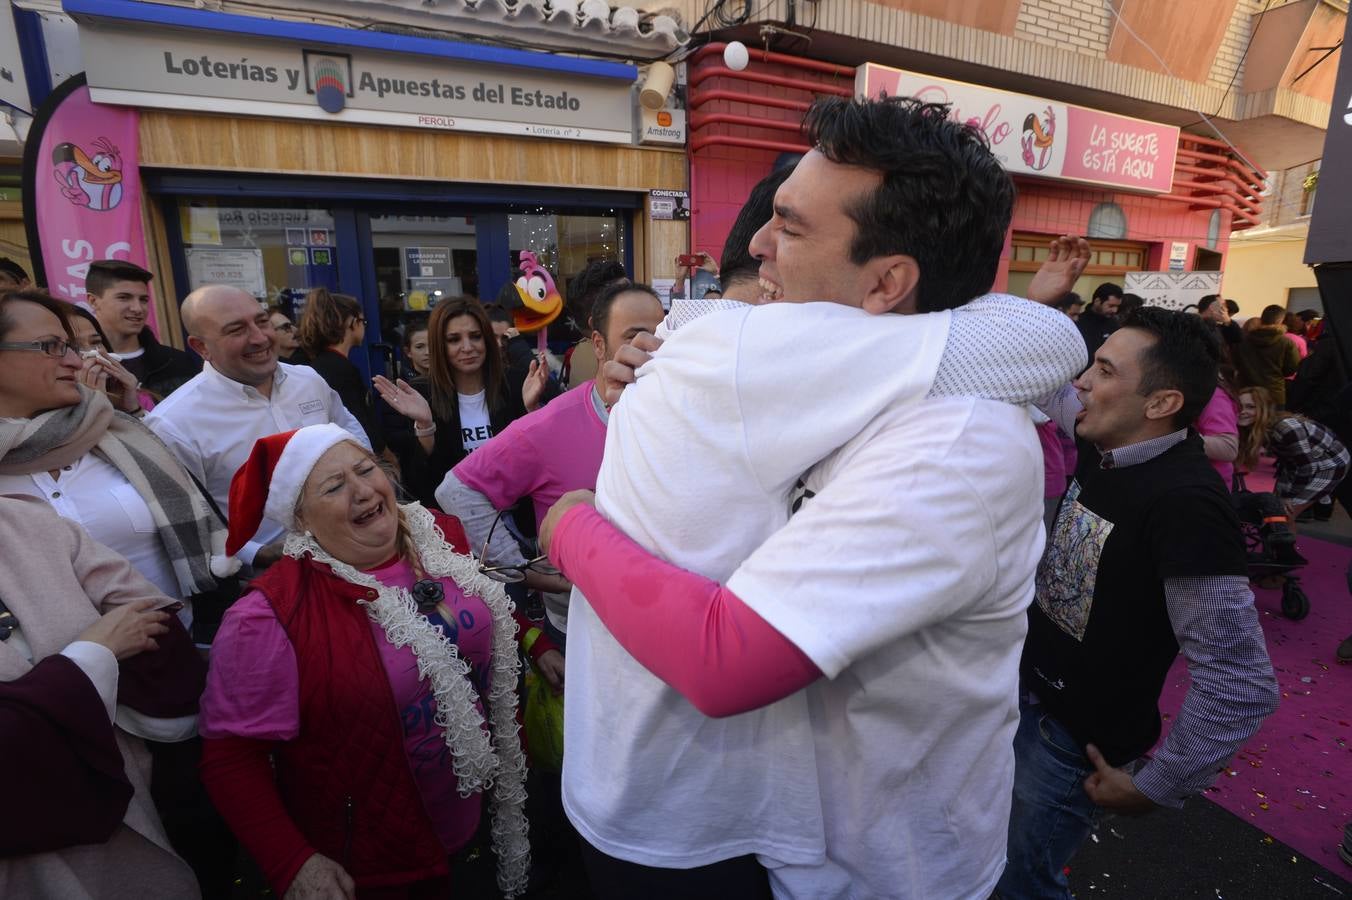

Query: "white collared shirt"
left=0, top=454, right=186, bottom=627
left=146, top=362, right=369, bottom=564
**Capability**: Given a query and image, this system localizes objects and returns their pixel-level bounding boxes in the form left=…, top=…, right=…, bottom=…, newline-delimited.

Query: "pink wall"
left=690, top=78, right=1231, bottom=286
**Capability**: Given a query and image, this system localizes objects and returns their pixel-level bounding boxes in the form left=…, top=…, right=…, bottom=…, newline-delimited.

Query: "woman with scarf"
left=0, top=290, right=239, bottom=632
left=199, top=424, right=556, bottom=898
left=0, top=288, right=242, bottom=896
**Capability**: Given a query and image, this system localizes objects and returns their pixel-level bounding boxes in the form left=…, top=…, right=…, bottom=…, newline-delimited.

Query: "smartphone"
left=677, top=253, right=705, bottom=267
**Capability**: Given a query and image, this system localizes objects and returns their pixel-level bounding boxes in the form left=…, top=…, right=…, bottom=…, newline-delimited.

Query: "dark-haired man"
left=1199, top=292, right=1243, bottom=349
left=998, top=308, right=1279, bottom=900
left=538, top=98, right=1086, bottom=898
left=1077, top=281, right=1122, bottom=361
left=1236, top=303, right=1301, bottom=405
left=86, top=260, right=199, bottom=400
left=561, top=260, right=628, bottom=388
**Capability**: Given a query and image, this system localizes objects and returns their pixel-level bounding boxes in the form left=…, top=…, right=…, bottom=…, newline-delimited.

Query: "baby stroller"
left=1232, top=473, right=1311, bottom=620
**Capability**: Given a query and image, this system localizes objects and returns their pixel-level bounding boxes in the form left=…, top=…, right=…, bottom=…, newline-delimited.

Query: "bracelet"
left=414, top=421, right=437, bottom=437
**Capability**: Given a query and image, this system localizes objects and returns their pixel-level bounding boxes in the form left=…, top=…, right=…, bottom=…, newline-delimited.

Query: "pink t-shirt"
left=200, top=559, right=495, bottom=853
left=1196, top=386, right=1239, bottom=487
left=452, top=380, right=608, bottom=525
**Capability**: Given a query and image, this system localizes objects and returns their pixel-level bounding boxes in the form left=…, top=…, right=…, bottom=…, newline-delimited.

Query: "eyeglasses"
left=478, top=508, right=560, bottom=583
left=274, top=322, right=296, bottom=333
left=0, top=338, right=76, bottom=359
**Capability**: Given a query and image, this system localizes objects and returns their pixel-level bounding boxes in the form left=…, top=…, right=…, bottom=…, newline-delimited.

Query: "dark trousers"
left=147, top=737, right=238, bottom=900
left=579, top=838, right=772, bottom=900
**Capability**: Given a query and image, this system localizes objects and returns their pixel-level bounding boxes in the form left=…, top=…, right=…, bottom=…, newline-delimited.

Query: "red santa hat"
left=226, top=424, right=355, bottom=556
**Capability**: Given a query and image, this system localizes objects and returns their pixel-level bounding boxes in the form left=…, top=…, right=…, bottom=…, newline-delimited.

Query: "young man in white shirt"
left=537, top=97, right=1088, bottom=898
left=147, top=285, right=368, bottom=569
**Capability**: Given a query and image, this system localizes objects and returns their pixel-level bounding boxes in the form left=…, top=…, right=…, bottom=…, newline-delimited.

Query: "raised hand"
left=82, top=352, right=142, bottom=412
left=1027, top=235, right=1091, bottom=305
left=373, top=376, right=433, bottom=428
left=523, top=354, right=549, bottom=412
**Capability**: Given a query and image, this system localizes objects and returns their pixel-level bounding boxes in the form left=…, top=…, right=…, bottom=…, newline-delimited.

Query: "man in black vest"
left=998, top=308, right=1279, bottom=900
left=1075, top=281, right=1122, bottom=364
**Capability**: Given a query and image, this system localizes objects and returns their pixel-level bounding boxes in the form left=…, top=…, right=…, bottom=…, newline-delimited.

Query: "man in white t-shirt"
left=538, top=97, right=1088, bottom=899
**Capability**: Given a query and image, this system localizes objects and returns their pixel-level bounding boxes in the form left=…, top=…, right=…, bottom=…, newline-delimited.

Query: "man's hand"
left=539, top=489, right=596, bottom=556
left=536, top=648, right=565, bottom=694
left=1082, top=744, right=1156, bottom=815
left=599, top=332, right=663, bottom=407
left=1027, top=235, right=1091, bottom=305
left=284, top=853, right=355, bottom=900
left=524, top=569, right=573, bottom=595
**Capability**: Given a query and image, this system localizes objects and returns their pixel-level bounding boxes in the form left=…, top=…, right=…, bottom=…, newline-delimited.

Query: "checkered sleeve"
left=1132, top=575, right=1280, bottom=808
left=1270, top=417, right=1351, bottom=507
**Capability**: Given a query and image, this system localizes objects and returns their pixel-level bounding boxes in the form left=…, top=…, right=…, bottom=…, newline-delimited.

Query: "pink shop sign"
left=856, top=63, right=1178, bottom=195
left=23, top=77, right=158, bottom=333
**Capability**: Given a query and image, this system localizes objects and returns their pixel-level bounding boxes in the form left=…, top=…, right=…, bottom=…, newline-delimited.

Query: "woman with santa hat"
left=198, top=424, right=558, bottom=898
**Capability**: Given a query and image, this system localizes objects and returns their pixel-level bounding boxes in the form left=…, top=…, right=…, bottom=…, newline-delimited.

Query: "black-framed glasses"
left=0, top=338, right=75, bottom=359
left=478, top=508, right=559, bottom=583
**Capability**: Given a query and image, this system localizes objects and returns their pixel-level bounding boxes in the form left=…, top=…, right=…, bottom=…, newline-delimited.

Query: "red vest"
left=249, top=513, right=474, bottom=888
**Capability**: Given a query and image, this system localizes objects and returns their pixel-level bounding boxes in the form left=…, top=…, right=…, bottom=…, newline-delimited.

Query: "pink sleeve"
left=548, top=505, right=821, bottom=718
left=451, top=419, right=546, bottom=510
left=199, top=590, right=301, bottom=741
left=1196, top=388, right=1238, bottom=437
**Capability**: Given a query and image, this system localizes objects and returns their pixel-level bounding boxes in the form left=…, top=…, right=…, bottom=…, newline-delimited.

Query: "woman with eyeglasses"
left=269, top=307, right=308, bottom=366
left=199, top=425, right=559, bottom=898
left=0, top=290, right=230, bottom=896
left=297, top=287, right=386, bottom=456
left=0, top=290, right=237, bottom=637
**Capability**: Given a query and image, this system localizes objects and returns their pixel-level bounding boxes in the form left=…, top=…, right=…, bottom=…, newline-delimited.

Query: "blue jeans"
left=996, top=698, right=1102, bottom=900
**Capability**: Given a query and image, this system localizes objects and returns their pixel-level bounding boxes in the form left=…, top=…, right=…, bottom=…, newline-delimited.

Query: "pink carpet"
left=1157, top=527, right=1352, bottom=876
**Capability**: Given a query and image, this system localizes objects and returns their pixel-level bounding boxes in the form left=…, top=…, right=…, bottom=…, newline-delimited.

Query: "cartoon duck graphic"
left=1020, top=106, right=1056, bottom=172
left=505, top=251, right=563, bottom=335
left=52, top=138, right=124, bottom=211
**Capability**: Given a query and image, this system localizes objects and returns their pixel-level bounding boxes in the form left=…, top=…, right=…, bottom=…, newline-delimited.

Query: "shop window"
left=371, top=214, right=478, bottom=314
left=1087, top=202, right=1127, bottom=240
left=177, top=199, right=337, bottom=316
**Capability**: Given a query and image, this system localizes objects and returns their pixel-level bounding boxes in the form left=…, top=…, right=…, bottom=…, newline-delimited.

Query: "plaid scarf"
left=0, top=387, right=238, bottom=596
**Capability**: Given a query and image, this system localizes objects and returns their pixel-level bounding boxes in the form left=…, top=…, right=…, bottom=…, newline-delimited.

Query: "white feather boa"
left=284, top=502, right=530, bottom=896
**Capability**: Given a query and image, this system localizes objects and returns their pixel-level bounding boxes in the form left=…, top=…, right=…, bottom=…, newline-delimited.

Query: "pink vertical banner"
left=23, top=75, right=157, bottom=334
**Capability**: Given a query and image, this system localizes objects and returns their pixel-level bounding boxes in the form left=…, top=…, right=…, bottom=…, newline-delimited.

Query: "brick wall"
left=1015, top=0, right=1112, bottom=56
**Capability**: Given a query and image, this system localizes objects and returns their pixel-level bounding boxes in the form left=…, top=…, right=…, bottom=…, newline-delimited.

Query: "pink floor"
left=1157, top=529, right=1352, bottom=875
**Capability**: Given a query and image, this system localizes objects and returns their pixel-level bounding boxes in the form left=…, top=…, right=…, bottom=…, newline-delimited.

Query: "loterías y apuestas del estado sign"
left=80, top=22, right=636, bottom=144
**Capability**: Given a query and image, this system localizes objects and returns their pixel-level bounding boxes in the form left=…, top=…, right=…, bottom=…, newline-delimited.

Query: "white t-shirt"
left=457, top=390, right=493, bottom=452
left=563, top=302, right=953, bottom=868
left=729, top=397, right=1044, bottom=899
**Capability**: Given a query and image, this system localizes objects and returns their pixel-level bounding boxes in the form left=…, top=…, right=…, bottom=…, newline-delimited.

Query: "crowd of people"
left=0, top=93, right=1349, bottom=900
